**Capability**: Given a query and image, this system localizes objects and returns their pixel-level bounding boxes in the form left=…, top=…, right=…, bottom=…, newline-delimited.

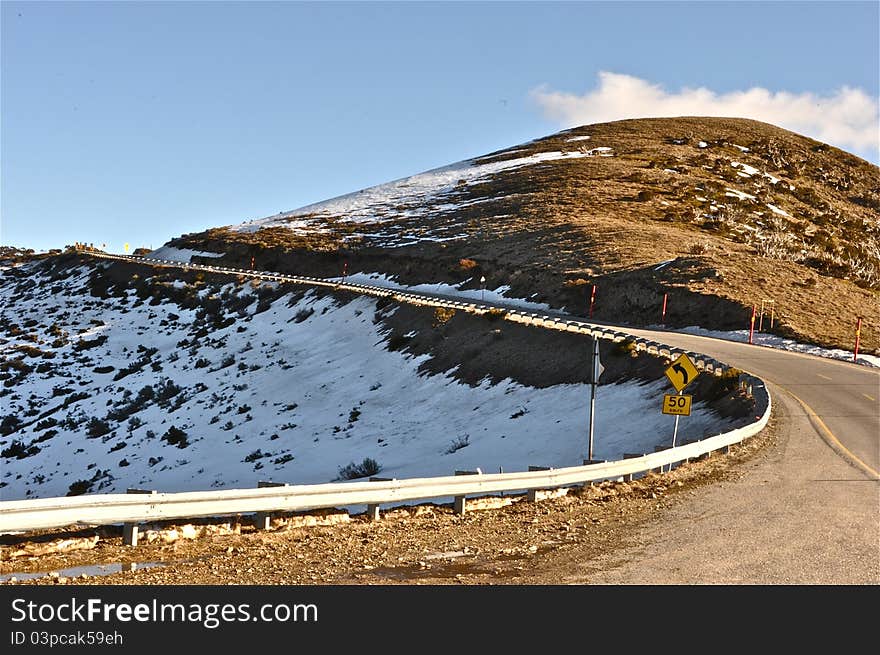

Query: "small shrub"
left=614, top=338, right=638, bottom=357
left=161, top=425, right=189, bottom=449
left=564, top=278, right=590, bottom=287
left=459, top=258, right=479, bottom=271
left=433, top=307, right=456, bottom=327
left=0, top=414, right=22, bottom=436
left=336, top=457, right=381, bottom=480
left=484, top=308, right=507, bottom=322
left=444, top=435, right=470, bottom=454
left=387, top=334, right=410, bottom=351
left=293, top=308, right=314, bottom=323
left=244, top=449, right=265, bottom=463
left=1, top=439, right=29, bottom=459
left=86, top=417, right=111, bottom=438
left=67, top=479, right=94, bottom=496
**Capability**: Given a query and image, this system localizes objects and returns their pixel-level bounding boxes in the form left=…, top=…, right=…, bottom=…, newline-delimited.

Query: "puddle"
left=0, top=561, right=165, bottom=582
left=370, top=562, right=499, bottom=581
left=367, top=545, right=558, bottom=582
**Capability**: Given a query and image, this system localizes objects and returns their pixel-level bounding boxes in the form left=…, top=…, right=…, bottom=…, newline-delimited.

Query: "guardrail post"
left=582, top=459, right=605, bottom=487
left=526, top=466, right=552, bottom=501
left=254, top=481, right=288, bottom=530
left=654, top=445, right=676, bottom=473
left=453, top=469, right=481, bottom=515
left=366, top=477, right=395, bottom=521
left=123, top=488, right=156, bottom=547
left=622, top=454, right=644, bottom=481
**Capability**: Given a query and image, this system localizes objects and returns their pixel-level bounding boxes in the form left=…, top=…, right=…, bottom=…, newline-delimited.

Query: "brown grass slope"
left=169, top=117, right=879, bottom=352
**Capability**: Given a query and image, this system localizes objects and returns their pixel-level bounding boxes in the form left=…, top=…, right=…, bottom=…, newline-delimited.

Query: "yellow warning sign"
left=124, top=243, right=130, bottom=253
left=665, top=353, right=699, bottom=392
left=662, top=394, right=692, bottom=416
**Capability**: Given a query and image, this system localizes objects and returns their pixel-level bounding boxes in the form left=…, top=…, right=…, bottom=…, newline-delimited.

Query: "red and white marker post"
left=589, top=284, right=597, bottom=319
left=661, top=293, right=668, bottom=326
left=854, top=316, right=863, bottom=363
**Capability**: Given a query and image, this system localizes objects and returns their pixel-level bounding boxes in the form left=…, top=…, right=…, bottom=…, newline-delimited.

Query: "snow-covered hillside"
left=1, top=258, right=739, bottom=501
left=230, top=147, right=611, bottom=248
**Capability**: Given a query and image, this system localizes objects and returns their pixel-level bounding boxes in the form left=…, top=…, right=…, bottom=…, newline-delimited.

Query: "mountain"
left=166, top=117, right=879, bottom=352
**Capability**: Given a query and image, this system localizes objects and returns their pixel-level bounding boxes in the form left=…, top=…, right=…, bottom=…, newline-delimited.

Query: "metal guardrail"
left=0, top=251, right=771, bottom=534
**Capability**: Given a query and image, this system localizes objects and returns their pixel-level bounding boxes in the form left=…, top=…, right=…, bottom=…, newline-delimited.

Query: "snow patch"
left=674, top=327, right=879, bottom=368
left=725, top=188, right=757, bottom=201
left=148, top=247, right=225, bottom=263
left=231, top=149, right=601, bottom=234
left=766, top=204, right=791, bottom=217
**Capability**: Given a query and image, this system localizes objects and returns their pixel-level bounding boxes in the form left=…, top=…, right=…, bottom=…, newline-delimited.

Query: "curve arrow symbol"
left=672, top=363, right=689, bottom=385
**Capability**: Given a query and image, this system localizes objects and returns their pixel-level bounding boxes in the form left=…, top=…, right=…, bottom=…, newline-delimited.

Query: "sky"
left=2, top=1, right=878, bottom=253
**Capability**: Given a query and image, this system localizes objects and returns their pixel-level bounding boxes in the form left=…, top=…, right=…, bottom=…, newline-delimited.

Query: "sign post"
left=663, top=353, right=700, bottom=466
left=587, top=336, right=604, bottom=461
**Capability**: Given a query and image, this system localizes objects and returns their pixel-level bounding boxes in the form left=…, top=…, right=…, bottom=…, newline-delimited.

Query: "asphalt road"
left=625, top=327, right=880, bottom=479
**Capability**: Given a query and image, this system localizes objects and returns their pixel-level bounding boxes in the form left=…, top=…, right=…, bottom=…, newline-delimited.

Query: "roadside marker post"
left=661, top=292, right=668, bottom=326
left=589, top=284, right=597, bottom=319
left=854, top=316, right=863, bottom=363
left=480, top=275, right=486, bottom=302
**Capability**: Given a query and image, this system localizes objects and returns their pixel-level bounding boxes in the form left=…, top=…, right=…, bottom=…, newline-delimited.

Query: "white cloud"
left=531, top=72, right=879, bottom=161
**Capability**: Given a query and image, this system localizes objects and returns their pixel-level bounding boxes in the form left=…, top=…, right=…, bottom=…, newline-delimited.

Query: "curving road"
left=85, top=252, right=879, bottom=582
left=625, top=327, right=880, bottom=479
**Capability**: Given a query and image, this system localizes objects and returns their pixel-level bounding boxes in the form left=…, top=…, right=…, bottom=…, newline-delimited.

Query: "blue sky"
left=2, top=1, right=878, bottom=253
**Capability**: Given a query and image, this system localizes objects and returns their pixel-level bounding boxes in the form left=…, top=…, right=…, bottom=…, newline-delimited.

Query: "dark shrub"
left=67, top=479, right=93, bottom=496
left=336, top=457, right=381, bottom=480
left=162, top=425, right=189, bottom=448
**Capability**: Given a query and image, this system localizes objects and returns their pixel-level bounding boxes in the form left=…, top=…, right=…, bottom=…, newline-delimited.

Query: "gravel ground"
left=0, top=426, right=772, bottom=586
